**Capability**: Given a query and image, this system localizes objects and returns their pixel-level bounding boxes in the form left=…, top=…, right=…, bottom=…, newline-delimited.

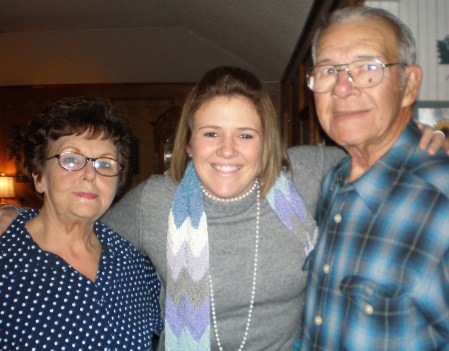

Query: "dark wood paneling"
left=281, top=0, right=365, bottom=147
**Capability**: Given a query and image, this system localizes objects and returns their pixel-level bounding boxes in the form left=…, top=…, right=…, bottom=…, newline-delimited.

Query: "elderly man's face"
left=313, top=19, right=421, bottom=155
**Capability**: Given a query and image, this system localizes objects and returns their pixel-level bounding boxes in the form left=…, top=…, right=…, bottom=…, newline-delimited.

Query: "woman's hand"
left=0, top=207, right=19, bottom=235
left=417, top=121, right=449, bottom=155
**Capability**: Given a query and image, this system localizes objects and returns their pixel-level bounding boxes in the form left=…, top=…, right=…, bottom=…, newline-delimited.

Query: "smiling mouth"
left=212, top=164, right=241, bottom=173
left=334, top=109, right=369, bottom=117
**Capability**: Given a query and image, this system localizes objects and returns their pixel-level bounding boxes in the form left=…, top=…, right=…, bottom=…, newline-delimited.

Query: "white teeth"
left=213, top=164, right=240, bottom=172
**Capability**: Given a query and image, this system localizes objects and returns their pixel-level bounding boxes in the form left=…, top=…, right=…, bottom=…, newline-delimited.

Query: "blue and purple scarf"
left=165, top=163, right=316, bottom=350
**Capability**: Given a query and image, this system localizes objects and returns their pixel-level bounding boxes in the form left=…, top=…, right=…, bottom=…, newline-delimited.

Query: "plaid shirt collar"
left=332, top=120, right=421, bottom=214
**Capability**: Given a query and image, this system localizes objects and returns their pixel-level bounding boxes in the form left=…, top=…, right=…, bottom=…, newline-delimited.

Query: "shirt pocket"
left=340, top=275, right=413, bottom=349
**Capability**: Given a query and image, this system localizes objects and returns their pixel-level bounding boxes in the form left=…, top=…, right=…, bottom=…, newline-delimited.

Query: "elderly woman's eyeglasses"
left=47, top=151, right=123, bottom=177
left=306, top=59, right=402, bottom=93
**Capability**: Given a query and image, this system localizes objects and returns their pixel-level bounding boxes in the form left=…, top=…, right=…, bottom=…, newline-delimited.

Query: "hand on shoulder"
left=0, top=207, right=20, bottom=236
left=417, top=121, right=449, bottom=155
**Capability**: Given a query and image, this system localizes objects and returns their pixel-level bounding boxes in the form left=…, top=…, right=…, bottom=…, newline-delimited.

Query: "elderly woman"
left=0, top=97, right=162, bottom=351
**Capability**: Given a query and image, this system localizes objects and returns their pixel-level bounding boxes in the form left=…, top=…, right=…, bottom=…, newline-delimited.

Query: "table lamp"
left=0, top=174, right=15, bottom=206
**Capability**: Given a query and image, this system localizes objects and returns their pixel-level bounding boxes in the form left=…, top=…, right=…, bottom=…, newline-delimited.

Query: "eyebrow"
left=198, top=125, right=261, bottom=134
left=315, top=55, right=380, bottom=66
left=59, top=147, right=118, bottom=159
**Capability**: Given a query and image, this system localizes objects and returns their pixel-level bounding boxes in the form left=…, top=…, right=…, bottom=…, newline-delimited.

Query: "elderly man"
left=300, top=6, right=449, bottom=350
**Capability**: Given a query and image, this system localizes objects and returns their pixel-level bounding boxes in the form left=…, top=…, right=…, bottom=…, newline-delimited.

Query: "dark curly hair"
left=24, top=96, right=136, bottom=197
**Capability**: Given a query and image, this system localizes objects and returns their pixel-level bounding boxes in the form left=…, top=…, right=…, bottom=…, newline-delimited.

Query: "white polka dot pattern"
left=0, top=209, right=163, bottom=351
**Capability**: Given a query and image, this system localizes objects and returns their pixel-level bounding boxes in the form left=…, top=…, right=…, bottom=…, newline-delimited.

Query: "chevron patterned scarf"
left=165, top=162, right=316, bottom=350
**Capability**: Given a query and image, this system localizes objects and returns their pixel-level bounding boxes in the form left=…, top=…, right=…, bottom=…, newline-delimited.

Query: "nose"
left=219, top=135, right=237, bottom=158
left=81, top=159, right=97, bottom=180
left=332, top=68, right=357, bottom=98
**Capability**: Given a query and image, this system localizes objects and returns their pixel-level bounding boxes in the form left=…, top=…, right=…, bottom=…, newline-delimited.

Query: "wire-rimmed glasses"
left=47, top=151, right=123, bottom=177
left=306, top=58, right=402, bottom=93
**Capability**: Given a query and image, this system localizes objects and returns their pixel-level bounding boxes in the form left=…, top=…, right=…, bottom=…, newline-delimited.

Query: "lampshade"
left=0, top=175, right=15, bottom=199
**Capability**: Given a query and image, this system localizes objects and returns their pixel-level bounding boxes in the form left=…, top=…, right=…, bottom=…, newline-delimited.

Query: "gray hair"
left=311, top=6, right=416, bottom=65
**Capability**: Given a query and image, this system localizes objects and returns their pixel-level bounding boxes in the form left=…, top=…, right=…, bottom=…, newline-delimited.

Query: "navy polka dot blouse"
left=0, top=209, right=163, bottom=351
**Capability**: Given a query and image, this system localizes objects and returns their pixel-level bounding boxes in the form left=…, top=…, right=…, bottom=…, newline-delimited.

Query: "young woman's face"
left=187, top=95, right=263, bottom=199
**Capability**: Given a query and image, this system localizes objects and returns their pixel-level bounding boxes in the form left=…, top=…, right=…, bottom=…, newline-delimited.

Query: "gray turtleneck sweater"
left=102, top=144, right=345, bottom=350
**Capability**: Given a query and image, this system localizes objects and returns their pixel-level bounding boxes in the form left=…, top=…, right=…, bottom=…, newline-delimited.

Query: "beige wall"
left=366, top=0, right=449, bottom=101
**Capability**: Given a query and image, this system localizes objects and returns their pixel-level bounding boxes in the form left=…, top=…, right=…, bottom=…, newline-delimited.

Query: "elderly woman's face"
left=34, top=132, right=119, bottom=222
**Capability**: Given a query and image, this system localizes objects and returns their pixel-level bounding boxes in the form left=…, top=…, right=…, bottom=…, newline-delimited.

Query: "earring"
left=187, top=152, right=192, bottom=158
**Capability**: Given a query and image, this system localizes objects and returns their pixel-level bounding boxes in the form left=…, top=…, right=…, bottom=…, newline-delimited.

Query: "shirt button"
left=334, top=214, right=342, bottom=223
left=364, top=304, right=373, bottom=315
left=323, top=264, right=330, bottom=274
left=314, top=314, right=323, bottom=326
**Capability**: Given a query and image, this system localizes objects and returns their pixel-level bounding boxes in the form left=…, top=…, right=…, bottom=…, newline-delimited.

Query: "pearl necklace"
left=201, top=181, right=259, bottom=203
left=209, top=183, right=260, bottom=351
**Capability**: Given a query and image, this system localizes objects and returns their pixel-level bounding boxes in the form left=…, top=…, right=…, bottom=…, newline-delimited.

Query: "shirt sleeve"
left=101, top=180, right=147, bottom=251
left=418, top=245, right=449, bottom=340
left=287, top=144, right=346, bottom=214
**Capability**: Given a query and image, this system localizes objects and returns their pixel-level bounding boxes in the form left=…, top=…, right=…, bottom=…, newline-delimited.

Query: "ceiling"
left=0, top=0, right=315, bottom=86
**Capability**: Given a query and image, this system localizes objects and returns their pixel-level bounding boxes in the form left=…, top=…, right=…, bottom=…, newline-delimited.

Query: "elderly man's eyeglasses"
left=306, top=59, right=402, bottom=93
left=47, top=151, right=123, bottom=177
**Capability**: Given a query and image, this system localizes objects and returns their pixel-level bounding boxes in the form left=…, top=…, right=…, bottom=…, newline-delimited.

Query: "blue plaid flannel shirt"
left=299, top=121, right=449, bottom=350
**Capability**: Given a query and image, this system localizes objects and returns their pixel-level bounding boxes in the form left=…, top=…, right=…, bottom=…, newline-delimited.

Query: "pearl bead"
left=209, top=184, right=260, bottom=351
left=201, top=180, right=259, bottom=203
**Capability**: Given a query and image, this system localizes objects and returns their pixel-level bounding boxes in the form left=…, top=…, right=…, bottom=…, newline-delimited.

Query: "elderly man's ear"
left=402, top=64, right=423, bottom=108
